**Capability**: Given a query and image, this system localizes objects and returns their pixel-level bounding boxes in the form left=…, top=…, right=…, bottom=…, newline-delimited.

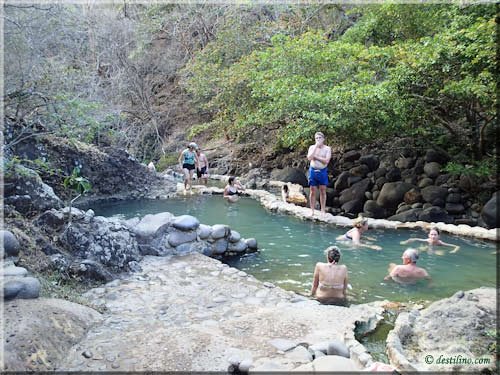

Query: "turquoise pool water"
left=93, top=195, right=497, bottom=304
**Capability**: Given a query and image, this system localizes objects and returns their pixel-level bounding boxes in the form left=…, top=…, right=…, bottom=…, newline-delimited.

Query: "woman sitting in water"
left=311, top=246, right=348, bottom=305
left=336, top=216, right=382, bottom=251
left=223, top=176, right=245, bottom=203
left=400, top=227, right=459, bottom=255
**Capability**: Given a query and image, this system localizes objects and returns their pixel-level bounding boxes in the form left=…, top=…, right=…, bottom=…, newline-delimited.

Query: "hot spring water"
left=93, top=195, right=496, bottom=305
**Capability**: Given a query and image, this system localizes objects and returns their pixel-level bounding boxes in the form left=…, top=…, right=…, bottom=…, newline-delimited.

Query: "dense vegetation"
left=183, top=4, right=497, bottom=171
left=3, top=3, right=497, bottom=175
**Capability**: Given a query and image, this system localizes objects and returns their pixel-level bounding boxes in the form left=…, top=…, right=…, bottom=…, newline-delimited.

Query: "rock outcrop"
left=3, top=298, right=102, bottom=371
left=386, top=287, right=496, bottom=372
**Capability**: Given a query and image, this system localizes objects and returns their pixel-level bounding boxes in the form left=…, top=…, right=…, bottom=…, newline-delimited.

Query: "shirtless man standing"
left=196, top=148, right=209, bottom=185
left=307, top=132, right=332, bottom=216
left=384, top=248, right=431, bottom=284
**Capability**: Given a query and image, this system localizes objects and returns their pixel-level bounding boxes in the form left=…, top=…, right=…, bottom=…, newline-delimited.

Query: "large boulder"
left=388, top=208, right=423, bottom=222
left=62, top=216, right=140, bottom=272
left=130, top=212, right=175, bottom=238
left=3, top=277, right=41, bottom=300
left=1, top=230, right=20, bottom=258
left=172, top=215, right=200, bottom=231
left=481, top=192, right=498, bottom=228
left=423, top=162, right=441, bottom=178
left=359, top=154, right=379, bottom=171
left=270, top=167, right=308, bottom=187
left=333, top=171, right=350, bottom=192
left=339, top=178, right=371, bottom=205
left=417, top=206, right=453, bottom=223
left=3, top=298, right=102, bottom=371
left=3, top=164, right=63, bottom=215
left=376, top=182, right=415, bottom=212
left=424, top=148, right=449, bottom=164
left=387, top=288, right=496, bottom=372
left=363, top=200, right=386, bottom=219
left=421, top=186, right=448, bottom=204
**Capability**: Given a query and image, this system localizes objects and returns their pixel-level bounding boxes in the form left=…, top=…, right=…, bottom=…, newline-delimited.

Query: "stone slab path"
left=59, top=253, right=384, bottom=371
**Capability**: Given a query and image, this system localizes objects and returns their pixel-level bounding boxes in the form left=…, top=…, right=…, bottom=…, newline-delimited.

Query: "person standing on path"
left=307, top=132, right=331, bottom=216
left=196, top=148, right=209, bottom=185
left=178, top=142, right=198, bottom=192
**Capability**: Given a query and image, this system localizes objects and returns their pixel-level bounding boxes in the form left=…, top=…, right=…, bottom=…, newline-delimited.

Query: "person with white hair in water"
left=384, top=248, right=431, bottom=284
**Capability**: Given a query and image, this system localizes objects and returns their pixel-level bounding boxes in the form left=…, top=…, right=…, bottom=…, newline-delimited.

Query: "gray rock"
left=389, top=208, right=422, bottom=222
left=421, top=185, right=448, bottom=204
left=341, top=199, right=364, bottom=215
left=423, top=162, right=441, bottom=178
left=342, top=150, right=361, bottom=163
left=127, top=261, right=142, bottom=273
left=132, top=212, right=174, bottom=237
left=481, top=192, right=498, bottom=229
left=167, top=230, right=198, bottom=247
left=211, top=224, right=230, bottom=239
left=4, top=164, right=63, bottom=214
left=1, top=230, right=20, bottom=257
left=418, top=177, right=434, bottom=188
left=285, top=345, right=313, bottom=363
left=445, top=203, right=465, bottom=215
left=334, top=171, right=351, bottom=192
left=3, top=266, right=28, bottom=277
left=212, top=239, right=228, bottom=254
left=418, top=206, right=453, bottom=223
left=395, top=157, right=414, bottom=170
left=268, top=338, right=298, bottom=352
left=228, top=230, right=241, bottom=243
left=172, top=215, right=200, bottom=231
left=425, top=148, right=449, bottom=164
left=339, top=178, right=371, bottom=205
left=385, top=167, right=401, bottom=182
left=245, top=238, right=258, bottom=250
left=34, top=210, right=66, bottom=229
left=197, top=224, right=212, bottom=240
left=359, top=154, right=379, bottom=171
left=270, top=167, right=308, bottom=187
left=376, top=182, right=415, bottom=211
left=327, top=339, right=350, bottom=358
left=349, top=164, right=370, bottom=178
left=228, top=240, right=248, bottom=253
left=4, top=277, right=41, bottom=300
left=309, top=341, right=328, bottom=353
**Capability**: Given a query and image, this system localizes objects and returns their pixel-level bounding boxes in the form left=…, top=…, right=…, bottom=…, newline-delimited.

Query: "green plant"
left=156, top=152, right=180, bottom=172
left=63, top=167, right=91, bottom=227
left=443, top=159, right=495, bottom=178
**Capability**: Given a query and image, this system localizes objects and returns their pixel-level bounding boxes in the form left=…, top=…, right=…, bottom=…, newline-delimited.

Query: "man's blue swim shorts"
left=308, top=167, right=328, bottom=187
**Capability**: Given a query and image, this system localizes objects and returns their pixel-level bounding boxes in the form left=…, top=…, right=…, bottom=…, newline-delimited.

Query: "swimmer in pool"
left=400, top=227, right=460, bottom=255
left=336, top=216, right=382, bottom=251
left=384, top=248, right=431, bottom=284
left=311, top=246, right=348, bottom=304
left=223, top=176, right=245, bottom=203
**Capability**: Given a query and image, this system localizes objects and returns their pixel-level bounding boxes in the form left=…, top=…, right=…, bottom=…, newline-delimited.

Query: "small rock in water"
left=82, top=350, right=93, bottom=359
left=263, top=282, right=275, bottom=288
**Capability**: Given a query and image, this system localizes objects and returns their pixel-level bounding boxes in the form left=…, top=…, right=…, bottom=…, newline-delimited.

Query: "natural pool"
left=93, top=195, right=497, bottom=305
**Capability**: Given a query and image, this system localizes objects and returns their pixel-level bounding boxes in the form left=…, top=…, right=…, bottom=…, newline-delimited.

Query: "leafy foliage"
left=182, top=4, right=496, bottom=163
left=63, top=167, right=91, bottom=196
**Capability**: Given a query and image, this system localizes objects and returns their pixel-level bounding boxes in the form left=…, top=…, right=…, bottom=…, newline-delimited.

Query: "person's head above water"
left=402, top=248, right=419, bottom=264
left=352, top=215, right=368, bottom=229
left=228, top=176, right=236, bottom=185
left=428, top=227, right=440, bottom=241
left=325, top=246, right=341, bottom=264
